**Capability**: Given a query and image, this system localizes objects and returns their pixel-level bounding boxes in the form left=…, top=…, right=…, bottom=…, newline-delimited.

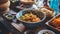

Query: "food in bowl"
left=51, top=18, right=60, bottom=27
left=50, top=17, right=60, bottom=30
left=3, top=13, right=14, bottom=20
left=41, top=8, right=55, bottom=17
left=20, top=13, right=41, bottom=23
left=43, top=32, right=52, bottom=34
left=46, top=14, right=60, bottom=31
left=16, top=9, right=46, bottom=27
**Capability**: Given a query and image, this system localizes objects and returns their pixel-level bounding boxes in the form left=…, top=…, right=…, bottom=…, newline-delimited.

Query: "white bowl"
left=37, top=30, right=55, bottom=34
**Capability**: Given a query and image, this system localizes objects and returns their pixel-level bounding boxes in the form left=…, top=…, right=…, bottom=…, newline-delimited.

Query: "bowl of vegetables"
left=3, top=13, right=14, bottom=20
left=16, top=9, right=46, bottom=28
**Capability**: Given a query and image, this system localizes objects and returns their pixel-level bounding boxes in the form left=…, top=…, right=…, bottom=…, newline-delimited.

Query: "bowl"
left=3, top=13, right=14, bottom=20
left=37, top=29, right=55, bottom=34
left=46, top=14, right=60, bottom=31
left=20, top=0, right=35, bottom=5
left=40, top=7, right=56, bottom=17
left=16, top=9, right=46, bottom=28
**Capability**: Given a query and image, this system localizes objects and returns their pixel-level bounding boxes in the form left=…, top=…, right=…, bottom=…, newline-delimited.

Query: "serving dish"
left=16, top=9, right=46, bottom=28
left=46, top=14, right=60, bottom=31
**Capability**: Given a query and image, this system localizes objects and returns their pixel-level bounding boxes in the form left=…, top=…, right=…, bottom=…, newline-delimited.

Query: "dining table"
left=0, top=1, right=60, bottom=34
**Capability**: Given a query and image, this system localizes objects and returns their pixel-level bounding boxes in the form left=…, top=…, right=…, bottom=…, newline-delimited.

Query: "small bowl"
left=3, top=13, right=14, bottom=20
left=16, top=9, right=46, bottom=28
left=46, top=14, right=60, bottom=31
left=37, top=29, right=55, bottom=34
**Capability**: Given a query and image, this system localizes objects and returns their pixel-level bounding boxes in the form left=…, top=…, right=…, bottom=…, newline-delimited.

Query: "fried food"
left=51, top=18, right=60, bottom=29
left=20, top=13, right=41, bottom=23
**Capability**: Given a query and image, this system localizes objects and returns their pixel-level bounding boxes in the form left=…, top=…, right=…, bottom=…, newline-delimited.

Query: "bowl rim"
left=16, top=9, right=46, bottom=24
left=37, top=29, right=55, bottom=34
